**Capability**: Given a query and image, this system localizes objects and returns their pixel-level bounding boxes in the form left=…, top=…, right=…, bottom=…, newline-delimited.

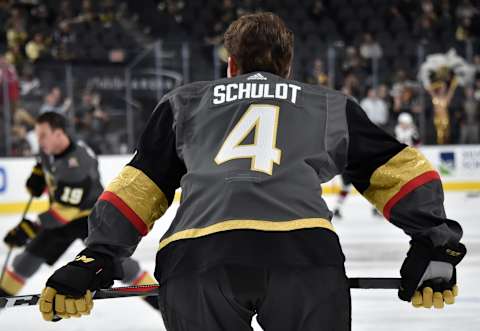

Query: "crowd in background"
left=1, top=0, right=480, bottom=157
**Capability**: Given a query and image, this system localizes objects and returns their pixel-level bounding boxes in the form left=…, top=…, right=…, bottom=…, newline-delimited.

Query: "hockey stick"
left=0, top=284, right=159, bottom=308
left=0, top=278, right=402, bottom=309
left=0, top=196, right=34, bottom=286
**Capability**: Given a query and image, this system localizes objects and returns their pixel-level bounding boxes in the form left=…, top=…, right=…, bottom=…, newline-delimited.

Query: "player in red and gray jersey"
left=39, top=13, right=465, bottom=330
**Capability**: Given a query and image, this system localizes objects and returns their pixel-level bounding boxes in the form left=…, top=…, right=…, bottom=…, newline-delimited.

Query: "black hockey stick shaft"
left=0, top=196, right=33, bottom=285
left=20, top=195, right=34, bottom=220
left=0, top=278, right=402, bottom=309
left=349, top=277, right=401, bottom=289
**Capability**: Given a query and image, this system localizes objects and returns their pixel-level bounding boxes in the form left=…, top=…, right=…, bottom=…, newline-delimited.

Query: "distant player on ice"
left=1, top=112, right=159, bottom=311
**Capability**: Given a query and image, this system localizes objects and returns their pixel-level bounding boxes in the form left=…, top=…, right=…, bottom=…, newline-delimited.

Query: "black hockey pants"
left=159, top=264, right=351, bottom=331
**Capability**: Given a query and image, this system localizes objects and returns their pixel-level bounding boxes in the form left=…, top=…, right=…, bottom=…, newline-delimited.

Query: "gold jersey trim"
left=363, top=147, right=436, bottom=213
left=105, top=166, right=169, bottom=231
left=0, top=269, right=24, bottom=295
left=50, top=202, right=91, bottom=223
left=158, top=217, right=334, bottom=251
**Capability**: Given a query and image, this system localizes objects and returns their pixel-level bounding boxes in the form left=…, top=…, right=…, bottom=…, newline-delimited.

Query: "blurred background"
left=0, top=0, right=480, bottom=156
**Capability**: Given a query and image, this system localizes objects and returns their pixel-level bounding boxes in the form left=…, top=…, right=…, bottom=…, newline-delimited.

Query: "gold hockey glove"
left=39, top=248, right=116, bottom=321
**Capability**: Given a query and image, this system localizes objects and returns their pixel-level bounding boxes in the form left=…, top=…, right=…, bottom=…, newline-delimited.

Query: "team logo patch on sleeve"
left=68, top=157, right=79, bottom=168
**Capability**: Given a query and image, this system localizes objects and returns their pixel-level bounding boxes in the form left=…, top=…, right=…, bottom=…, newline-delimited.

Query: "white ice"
left=0, top=192, right=479, bottom=331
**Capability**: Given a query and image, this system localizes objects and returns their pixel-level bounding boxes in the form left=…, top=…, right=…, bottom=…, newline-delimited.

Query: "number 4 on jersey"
left=214, top=104, right=282, bottom=175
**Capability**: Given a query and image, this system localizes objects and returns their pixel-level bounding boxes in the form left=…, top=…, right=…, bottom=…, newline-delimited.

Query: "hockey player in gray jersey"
left=39, top=13, right=465, bottom=330
left=1, top=112, right=159, bottom=310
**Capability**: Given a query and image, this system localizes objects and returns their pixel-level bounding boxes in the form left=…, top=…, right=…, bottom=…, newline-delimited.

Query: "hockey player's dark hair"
left=224, top=12, right=294, bottom=78
left=36, top=112, right=67, bottom=132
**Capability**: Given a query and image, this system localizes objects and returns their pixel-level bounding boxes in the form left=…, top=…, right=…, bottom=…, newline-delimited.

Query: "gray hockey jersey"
left=38, top=140, right=104, bottom=228
left=86, top=72, right=462, bottom=283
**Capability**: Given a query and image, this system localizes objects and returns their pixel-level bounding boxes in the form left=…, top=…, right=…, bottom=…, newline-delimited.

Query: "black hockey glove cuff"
left=45, top=248, right=116, bottom=297
left=398, top=239, right=466, bottom=308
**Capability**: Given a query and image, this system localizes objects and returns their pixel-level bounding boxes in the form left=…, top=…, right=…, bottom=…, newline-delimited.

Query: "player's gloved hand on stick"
left=3, top=218, right=40, bottom=247
left=398, top=238, right=466, bottom=309
left=39, top=248, right=116, bottom=321
left=26, top=163, right=46, bottom=197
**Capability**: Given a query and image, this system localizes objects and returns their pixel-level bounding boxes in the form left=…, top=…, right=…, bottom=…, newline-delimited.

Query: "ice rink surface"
left=0, top=192, right=479, bottom=331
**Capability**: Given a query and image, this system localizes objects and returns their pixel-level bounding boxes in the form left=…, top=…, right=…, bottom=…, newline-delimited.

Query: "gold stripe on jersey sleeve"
left=158, top=218, right=334, bottom=250
left=105, top=166, right=169, bottom=231
left=363, top=147, right=437, bottom=213
left=50, top=202, right=91, bottom=222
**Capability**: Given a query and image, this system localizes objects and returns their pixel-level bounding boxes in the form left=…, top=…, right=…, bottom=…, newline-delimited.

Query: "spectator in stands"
left=456, top=16, right=475, bottom=41
left=378, top=83, right=394, bottom=130
left=421, top=0, right=438, bottom=21
left=18, top=63, right=42, bottom=112
left=5, top=44, right=25, bottom=71
left=5, top=6, right=27, bottom=33
left=391, top=69, right=409, bottom=95
left=25, top=32, right=48, bottom=63
left=360, top=87, right=389, bottom=131
left=99, top=0, right=117, bottom=27
left=39, top=87, right=71, bottom=115
left=0, top=53, right=20, bottom=116
left=359, top=33, right=383, bottom=60
left=52, top=22, right=76, bottom=60
left=309, top=0, right=326, bottom=20
left=77, top=0, right=97, bottom=24
left=75, top=90, right=110, bottom=154
left=395, top=112, right=420, bottom=146
left=473, top=54, right=480, bottom=73
left=11, top=123, right=31, bottom=156
left=29, top=3, right=53, bottom=33
left=474, top=76, right=480, bottom=100
left=341, top=72, right=362, bottom=100
left=378, top=84, right=392, bottom=109
left=237, top=0, right=263, bottom=16
left=6, top=19, right=28, bottom=49
left=439, top=0, right=453, bottom=21
left=342, top=46, right=367, bottom=87
left=158, top=0, right=186, bottom=24
left=455, top=0, right=478, bottom=21
left=206, top=0, right=237, bottom=45
left=11, top=107, right=37, bottom=156
left=56, top=0, right=75, bottom=26
left=414, top=14, right=437, bottom=42
left=460, top=87, right=480, bottom=144
left=393, top=84, right=423, bottom=116
left=306, top=58, right=328, bottom=86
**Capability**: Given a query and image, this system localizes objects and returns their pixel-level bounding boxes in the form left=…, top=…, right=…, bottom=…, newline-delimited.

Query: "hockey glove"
left=26, top=163, right=46, bottom=197
left=3, top=218, right=40, bottom=247
left=398, top=239, right=466, bottom=309
left=39, top=248, right=116, bottom=321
